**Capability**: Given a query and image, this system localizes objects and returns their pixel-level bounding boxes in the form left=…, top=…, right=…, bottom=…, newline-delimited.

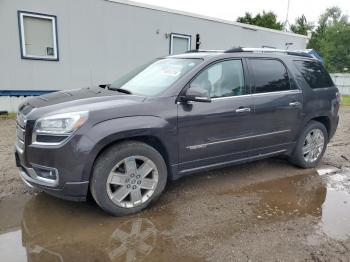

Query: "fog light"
left=33, top=166, right=57, bottom=181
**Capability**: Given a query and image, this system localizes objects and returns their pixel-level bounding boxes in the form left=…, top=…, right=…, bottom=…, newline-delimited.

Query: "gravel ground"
left=0, top=119, right=36, bottom=199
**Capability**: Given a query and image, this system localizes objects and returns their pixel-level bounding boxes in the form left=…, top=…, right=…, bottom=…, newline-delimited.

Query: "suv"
left=15, top=48, right=340, bottom=216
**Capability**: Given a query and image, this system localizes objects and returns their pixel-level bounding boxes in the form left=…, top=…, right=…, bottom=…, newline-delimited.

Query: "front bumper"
left=15, top=150, right=89, bottom=201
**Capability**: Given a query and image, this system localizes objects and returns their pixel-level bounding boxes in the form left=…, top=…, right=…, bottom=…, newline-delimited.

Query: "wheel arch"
left=310, top=116, right=331, bottom=138
left=83, top=133, right=175, bottom=186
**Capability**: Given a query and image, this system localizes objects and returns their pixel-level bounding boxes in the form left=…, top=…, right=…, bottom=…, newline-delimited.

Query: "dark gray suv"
left=15, top=48, right=340, bottom=216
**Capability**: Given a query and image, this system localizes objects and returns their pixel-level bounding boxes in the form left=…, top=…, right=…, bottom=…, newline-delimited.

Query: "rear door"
left=247, top=58, right=303, bottom=151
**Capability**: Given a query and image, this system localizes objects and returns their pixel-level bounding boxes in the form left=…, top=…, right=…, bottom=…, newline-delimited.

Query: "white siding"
left=0, top=0, right=307, bottom=94
left=331, top=73, right=350, bottom=95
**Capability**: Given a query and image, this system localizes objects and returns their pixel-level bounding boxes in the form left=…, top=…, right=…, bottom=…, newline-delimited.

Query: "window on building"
left=191, top=60, right=245, bottom=98
left=250, top=59, right=290, bottom=93
left=294, top=60, right=334, bottom=89
left=170, top=33, right=191, bottom=55
left=18, top=11, right=59, bottom=61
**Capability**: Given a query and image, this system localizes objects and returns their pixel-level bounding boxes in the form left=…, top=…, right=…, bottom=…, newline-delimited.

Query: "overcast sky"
left=135, top=0, right=349, bottom=25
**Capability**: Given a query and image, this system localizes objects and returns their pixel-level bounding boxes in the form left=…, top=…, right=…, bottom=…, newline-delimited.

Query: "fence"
left=331, top=73, right=350, bottom=96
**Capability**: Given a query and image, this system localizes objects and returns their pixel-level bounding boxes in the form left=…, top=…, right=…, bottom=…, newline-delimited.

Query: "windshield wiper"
left=110, top=87, right=133, bottom=94
left=99, top=83, right=132, bottom=94
left=105, top=85, right=132, bottom=94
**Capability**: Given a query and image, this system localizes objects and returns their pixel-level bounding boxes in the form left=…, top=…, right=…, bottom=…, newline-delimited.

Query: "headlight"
left=32, top=111, right=89, bottom=145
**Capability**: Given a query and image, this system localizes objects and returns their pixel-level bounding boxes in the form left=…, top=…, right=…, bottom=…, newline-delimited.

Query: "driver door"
left=177, top=59, right=255, bottom=173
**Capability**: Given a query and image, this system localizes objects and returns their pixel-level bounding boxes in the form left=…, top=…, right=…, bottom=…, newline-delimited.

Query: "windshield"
left=109, top=58, right=202, bottom=96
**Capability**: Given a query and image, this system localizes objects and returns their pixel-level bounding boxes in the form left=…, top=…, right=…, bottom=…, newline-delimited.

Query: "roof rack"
left=186, top=49, right=224, bottom=53
left=185, top=47, right=315, bottom=59
left=225, top=47, right=313, bottom=58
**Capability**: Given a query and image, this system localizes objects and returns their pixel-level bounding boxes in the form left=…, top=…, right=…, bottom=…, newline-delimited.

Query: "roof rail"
left=225, top=47, right=313, bottom=58
left=184, top=47, right=315, bottom=59
left=186, top=49, right=225, bottom=53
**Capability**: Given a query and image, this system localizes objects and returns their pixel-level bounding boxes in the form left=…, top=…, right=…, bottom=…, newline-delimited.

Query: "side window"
left=250, top=59, right=290, bottom=93
left=294, top=60, right=334, bottom=89
left=191, top=60, right=245, bottom=98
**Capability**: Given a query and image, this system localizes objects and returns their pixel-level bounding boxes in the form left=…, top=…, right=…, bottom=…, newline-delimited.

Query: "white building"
left=0, top=0, right=308, bottom=112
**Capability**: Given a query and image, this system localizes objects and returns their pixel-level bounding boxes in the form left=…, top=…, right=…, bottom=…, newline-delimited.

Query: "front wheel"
left=91, top=141, right=167, bottom=216
left=289, top=121, right=328, bottom=168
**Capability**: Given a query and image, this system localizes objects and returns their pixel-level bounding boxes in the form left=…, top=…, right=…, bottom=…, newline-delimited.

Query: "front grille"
left=16, top=113, right=26, bottom=153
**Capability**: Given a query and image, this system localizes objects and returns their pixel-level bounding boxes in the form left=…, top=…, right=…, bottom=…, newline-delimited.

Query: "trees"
left=307, top=7, right=346, bottom=51
left=290, top=15, right=314, bottom=36
left=236, top=7, right=350, bottom=73
left=308, top=7, right=350, bottom=73
left=237, top=11, right=284, bottom=30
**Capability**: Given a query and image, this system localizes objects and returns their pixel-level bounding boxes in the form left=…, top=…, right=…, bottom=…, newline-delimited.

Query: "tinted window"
left=191, top=60, right=245, bottom=98
left=294, top=60, right=334, bottom=89
left=250, top=59, right=290, bottom=93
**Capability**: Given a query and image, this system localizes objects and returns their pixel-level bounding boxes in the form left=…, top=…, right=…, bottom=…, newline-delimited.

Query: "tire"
left=91, top=141, right=167, bottom=216
left=288, top=121, right=328, bottom=168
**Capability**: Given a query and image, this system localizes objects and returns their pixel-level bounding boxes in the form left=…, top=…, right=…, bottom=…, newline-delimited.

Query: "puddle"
left=318, top=167, right=350, bottom=240
left=236, top=173, right=326, bottom=219
left=236, top=168, right=350, bottom=240
left=0, top=165, right=349, bottom=261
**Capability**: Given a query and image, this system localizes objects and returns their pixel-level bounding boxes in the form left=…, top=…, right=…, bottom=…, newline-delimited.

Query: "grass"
left=0, top=112, right=16, bottom=120
left=341, top=96, right=350, bottom=106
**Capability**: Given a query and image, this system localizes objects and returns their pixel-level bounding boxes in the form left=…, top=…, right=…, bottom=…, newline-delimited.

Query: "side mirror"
left=181, top=85, right=211, bottom=103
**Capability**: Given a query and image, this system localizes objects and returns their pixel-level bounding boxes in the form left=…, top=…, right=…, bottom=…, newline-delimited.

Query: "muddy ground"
left=0, top=108, right=350, bottom=261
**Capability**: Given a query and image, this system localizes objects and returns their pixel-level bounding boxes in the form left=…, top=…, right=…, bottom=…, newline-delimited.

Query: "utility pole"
left=283, top=0, right=291, bottom=31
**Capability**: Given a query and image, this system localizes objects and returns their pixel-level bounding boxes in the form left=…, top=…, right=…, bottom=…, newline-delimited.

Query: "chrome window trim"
left=252, top=89, right=301, bottom=97
left=186, top=129, right=291, bottom=150
left=211, top=94, right=252, bottom=101
left=186, top=90, right=301, bottom=102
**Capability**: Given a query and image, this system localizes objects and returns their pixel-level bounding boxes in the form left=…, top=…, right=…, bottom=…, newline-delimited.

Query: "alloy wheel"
left=302, top=128, right=325, bottom=163
left=106, top=156, right=159, bottom=208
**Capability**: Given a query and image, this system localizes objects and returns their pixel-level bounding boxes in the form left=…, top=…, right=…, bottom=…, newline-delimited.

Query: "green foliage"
left=0, top=112, right=16, bottom=120
left=237, top=11, right=284, bottom=30
left=341, top=96, right=350, bottom=106
left=308, top=7, right=350, bottom=73
left=320, top=22, right=350, bottom=72
left=290, top=15, right=314, bottom=35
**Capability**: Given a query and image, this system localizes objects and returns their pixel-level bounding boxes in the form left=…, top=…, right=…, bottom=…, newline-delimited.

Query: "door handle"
left=235, top=107, right=251, bottom=113
left=289, top=102, right=301, bottom=107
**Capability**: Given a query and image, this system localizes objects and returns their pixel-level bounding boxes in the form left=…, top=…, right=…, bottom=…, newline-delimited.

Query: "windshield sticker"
left=161, top=65, right=183, bottom=76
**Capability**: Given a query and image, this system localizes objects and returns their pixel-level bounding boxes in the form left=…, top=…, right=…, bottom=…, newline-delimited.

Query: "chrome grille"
left=16, top=113, right=26, bottom=153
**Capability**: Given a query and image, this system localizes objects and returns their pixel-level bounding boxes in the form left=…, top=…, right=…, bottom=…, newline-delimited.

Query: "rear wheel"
left=91, top=141, right=167, bottom=216
left=289, top=121, right=328, bottom=168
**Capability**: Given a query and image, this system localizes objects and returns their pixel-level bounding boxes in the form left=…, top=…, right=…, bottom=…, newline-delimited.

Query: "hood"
left=24, top=87, right=134, bottom=108
left=19, top=87, right=146, bottom=116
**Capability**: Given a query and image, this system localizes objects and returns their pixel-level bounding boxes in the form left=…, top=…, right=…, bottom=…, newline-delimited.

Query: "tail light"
left=336, top=92, right=341, bottom=103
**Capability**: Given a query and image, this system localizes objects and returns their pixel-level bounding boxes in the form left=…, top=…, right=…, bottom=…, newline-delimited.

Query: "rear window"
left=294, top=60, right=334, bottom=89
left=250, top=59, right=290, bottom=94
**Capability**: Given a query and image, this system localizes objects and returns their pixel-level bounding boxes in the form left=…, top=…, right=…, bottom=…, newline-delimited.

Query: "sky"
left=134, top=0, right=349, bottom=26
